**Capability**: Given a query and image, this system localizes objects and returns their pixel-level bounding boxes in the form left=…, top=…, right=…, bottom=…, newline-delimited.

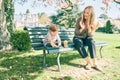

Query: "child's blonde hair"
left=49, top=24, right=58, bottom=32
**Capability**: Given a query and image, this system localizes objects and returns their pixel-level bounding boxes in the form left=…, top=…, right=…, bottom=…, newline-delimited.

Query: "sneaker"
left=84, top=64, right=91, bottom=70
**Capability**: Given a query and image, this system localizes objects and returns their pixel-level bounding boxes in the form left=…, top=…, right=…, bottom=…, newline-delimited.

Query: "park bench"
left=24, top=26, right=108, bottom=72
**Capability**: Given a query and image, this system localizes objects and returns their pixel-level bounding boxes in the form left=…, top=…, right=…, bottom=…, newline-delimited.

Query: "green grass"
left=0, top=32, right=120, bottom=80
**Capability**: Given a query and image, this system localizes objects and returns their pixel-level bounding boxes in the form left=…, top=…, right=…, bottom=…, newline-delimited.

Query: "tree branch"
left=114, top=0, right=120, bottom=4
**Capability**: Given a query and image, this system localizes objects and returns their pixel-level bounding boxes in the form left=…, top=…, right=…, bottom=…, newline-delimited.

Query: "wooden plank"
left=29, top=31, right=48, bottom=35
left=30, top=38, right=43, bottom=43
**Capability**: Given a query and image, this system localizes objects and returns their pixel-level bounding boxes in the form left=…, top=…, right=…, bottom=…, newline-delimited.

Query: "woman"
left=73, top=6, right=99, bottom=70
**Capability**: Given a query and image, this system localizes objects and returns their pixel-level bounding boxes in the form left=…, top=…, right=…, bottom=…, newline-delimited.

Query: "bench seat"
left=24, top=26, right=108, bottom=72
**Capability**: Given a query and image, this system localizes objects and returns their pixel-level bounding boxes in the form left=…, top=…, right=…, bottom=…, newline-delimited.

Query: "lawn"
left=0, top=32, right=120, bottom=80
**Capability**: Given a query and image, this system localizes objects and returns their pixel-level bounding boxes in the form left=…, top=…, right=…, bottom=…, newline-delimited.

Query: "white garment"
left=43, top=31, right=61, bottom=46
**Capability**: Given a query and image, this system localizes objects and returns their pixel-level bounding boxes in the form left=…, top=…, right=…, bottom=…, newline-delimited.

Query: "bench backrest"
left=24, top=27, right=75, bottom=50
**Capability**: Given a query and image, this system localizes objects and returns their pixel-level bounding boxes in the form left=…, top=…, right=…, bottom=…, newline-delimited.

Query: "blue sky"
left=14, top=0, right=120, bottom=19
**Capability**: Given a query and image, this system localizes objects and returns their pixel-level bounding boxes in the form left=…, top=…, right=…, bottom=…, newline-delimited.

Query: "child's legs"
left=45, top=42, right=59, bottom=47
left=45, top=43, right=52, bottom=47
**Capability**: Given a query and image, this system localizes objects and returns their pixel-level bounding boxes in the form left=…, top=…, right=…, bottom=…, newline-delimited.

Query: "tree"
left=16, top=0, right=120, bottom=10
left=26, top=9, right=30, bottom=14
left=0, top=0, right=10, bottom=50
left=38, top=12, right=51, bottom=25
left=102, top=0, right=120, bottom=11
left=1, top=0, right=119, bottom=50
left=16, top=0, right=80, bottom=9
left=4, top=0, right=14, bottom=34
left=50, top=4, right=81, bottom=28
left=99, top=14, right=108, bottom=19
left=113, top=0, right=120, bottom=4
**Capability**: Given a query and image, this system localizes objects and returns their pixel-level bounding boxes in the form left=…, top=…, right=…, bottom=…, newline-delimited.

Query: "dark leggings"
left=73, top=37, right=96, bottom=58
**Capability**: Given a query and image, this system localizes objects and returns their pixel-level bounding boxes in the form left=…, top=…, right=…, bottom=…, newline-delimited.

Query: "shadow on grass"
left=51, top=76, right=74, bottom=80
left=0, top=51, right=81, bottom=80
left=0, top=51, right=22, bottom=58
left=0, top=52, right=43, bottom=79
left=46, top=52, right=80, bottom=67
left=115, top=46, right=120, bottom=49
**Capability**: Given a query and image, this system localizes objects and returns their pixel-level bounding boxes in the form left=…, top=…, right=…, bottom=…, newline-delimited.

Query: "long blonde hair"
left=81, top=6, right=99, bottom=32
left=81, top=6, right=95, bottom=26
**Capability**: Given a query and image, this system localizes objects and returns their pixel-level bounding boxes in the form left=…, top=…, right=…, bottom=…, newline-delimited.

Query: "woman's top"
left=74, top=17, right=98, bottom=38
left=43, top=31, right=61, bottom=46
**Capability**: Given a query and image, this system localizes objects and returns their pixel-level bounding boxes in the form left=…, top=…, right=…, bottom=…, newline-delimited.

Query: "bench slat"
left=95, top=42, right=108, bottom=46
left=29, top=35, right=45, bottom=39
left=29, top=32, right=48, bottom=35
left=31, top=43, right=44, bottom=50
left=30, top=38, right=43, bottom=43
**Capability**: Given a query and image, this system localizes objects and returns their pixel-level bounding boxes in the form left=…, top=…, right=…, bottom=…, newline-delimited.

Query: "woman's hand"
left=80, top=22, right=85, bottom=29
left=87, top=25, right=92, bottom=33
left=79, top=22, right=85, bottom=32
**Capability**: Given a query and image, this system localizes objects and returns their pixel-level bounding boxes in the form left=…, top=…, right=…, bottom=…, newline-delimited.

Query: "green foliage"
left=105, top=20, right=113, bottom=33
left=105, top=20, right=119, bottom=33
left=97, top=27, right=106, bottom=32
left=4, top=0, right=14, bottom=34
left=38, top=12, right=51, bottom=25
left=50, top=4, right=81, bottom=28
left=26, top=9, right=30, bottom=14
left=10, top=30, right=31, bottom=51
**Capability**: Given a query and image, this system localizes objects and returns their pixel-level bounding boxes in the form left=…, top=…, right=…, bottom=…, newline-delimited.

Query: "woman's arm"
left=87, top=20, right=99, bottom=36
left=75, top=18, right=84, bottom=35
left=87, top=19, right=99, bottom=32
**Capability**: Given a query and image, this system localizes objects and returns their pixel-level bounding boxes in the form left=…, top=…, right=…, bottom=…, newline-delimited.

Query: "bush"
left=111, top=25, right=120, bottom=34
left=105, top=20, right=113, bottom=33
left=105, top=20, right=119, bottom=34
left=11, top=30, right=31, bottom=51
left=97, top=27, right=106, bottom=32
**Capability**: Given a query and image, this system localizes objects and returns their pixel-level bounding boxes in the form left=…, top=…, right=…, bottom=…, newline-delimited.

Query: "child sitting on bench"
left=43, top=24, right=61, bottom=48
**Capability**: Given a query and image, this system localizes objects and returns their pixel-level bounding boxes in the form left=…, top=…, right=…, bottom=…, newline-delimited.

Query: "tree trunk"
left=0, top=0, right=10, bottom=50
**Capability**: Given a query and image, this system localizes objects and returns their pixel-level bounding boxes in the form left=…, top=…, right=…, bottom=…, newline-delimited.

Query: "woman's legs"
left=73, top=37, right=91, bottom=69
left=85, top=37, right=97, bottom=66
left=84, top=57, right=91, bottom=65
left=91, top=58, right=96, bottom=66
left=73, top=37, right=88, bottom=58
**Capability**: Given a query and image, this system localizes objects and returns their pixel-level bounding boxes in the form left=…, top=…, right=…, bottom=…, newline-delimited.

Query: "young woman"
left=73, top=6, right=99, bottom=70
left=43, top=24, right=61, bottom=48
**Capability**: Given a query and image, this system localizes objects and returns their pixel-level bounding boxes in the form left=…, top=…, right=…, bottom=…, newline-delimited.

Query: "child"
left=43, top=24, right=61, bottom=48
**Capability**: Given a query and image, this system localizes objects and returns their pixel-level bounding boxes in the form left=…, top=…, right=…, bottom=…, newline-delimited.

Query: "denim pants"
left=73, top=37, right=96, bottom=58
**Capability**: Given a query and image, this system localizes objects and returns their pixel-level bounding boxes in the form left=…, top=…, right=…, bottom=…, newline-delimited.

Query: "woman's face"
left=83, top=8, right=90, bottom=20
left=50, top=30, right=57, bottom=36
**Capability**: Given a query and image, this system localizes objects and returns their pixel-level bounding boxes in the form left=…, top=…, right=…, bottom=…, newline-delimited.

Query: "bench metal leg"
left=99, top=46, right=103, bottom=58
left=57, top=52, right=61, bottom=72
left=43, top=50, right=46, bottom=68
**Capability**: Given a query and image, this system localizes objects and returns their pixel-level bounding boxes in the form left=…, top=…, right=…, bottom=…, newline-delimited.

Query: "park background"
left=0, top=0, right=120, bottom=80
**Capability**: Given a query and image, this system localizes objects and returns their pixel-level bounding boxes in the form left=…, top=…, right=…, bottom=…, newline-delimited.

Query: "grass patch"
left=0, top=32, right=120, bottom=80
